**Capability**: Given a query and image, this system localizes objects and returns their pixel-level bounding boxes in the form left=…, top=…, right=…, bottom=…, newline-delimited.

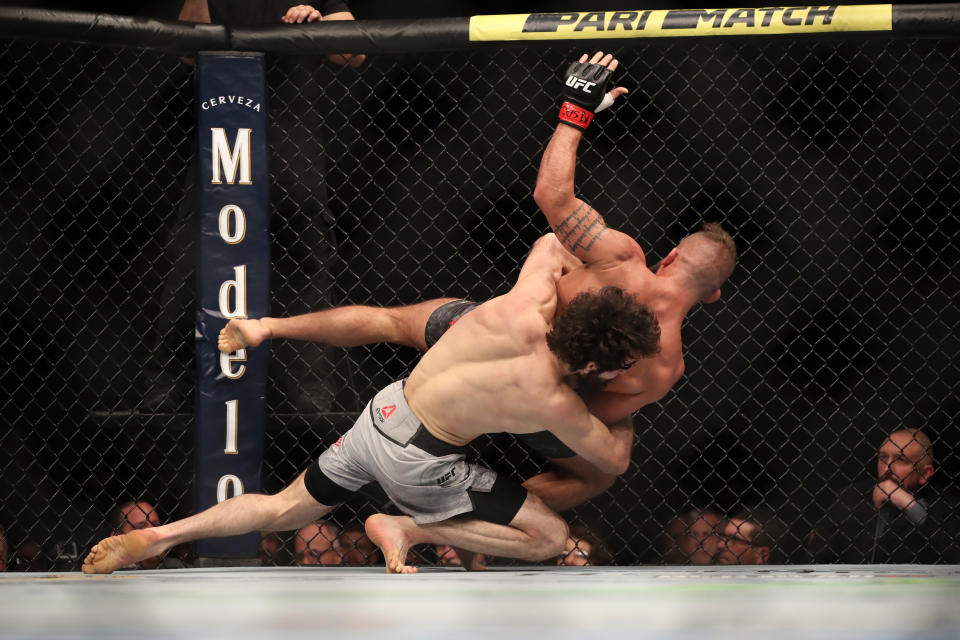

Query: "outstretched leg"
left=83, top=471, right=332, bottom=574
left=217, top=299, right=459, bottom=354
left=365, top=493, right=567, bottom=574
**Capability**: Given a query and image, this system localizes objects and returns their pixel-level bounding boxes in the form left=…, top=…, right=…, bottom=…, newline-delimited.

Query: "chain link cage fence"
left=1, top=28, right=959, bottom=570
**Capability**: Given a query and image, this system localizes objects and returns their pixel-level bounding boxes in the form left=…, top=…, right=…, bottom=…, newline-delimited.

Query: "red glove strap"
left=558, top=101, right=594, bottom=130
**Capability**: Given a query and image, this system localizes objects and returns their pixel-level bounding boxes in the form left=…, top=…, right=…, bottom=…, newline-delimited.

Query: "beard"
left=570, top=370, right=612, bottom=399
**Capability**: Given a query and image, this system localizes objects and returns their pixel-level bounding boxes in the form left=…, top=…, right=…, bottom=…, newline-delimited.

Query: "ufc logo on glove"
left=557, top=54, right=617, bottom=131
left=565, top=76, right=597, bottom=93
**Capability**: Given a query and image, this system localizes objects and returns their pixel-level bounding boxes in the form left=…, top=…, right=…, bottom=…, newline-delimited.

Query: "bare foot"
left=81, top=529, right=163, bottom=575
left=453, top=547, right=488, bottom=571
left=365, top=514, right=418, bottom=574
left=217, top=318, right=271, bottom=353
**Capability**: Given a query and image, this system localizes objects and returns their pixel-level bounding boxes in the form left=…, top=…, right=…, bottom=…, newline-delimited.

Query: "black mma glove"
left=558, top=59, right=616, bottom=131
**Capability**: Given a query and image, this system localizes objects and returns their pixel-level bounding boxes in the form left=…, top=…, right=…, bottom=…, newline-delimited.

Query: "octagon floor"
left=2, top=565, right=958, bottom=639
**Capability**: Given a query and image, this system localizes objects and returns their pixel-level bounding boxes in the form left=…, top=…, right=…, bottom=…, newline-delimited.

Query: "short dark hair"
left=546, top=286, right=660, bottom=372
left=107, top=500, right=157, bottom=534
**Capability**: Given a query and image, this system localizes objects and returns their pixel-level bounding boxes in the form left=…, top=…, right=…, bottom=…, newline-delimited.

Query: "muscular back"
left=405, top=294, right=570, bottom=446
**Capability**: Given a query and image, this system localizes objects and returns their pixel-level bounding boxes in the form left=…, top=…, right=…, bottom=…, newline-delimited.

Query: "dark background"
left=9, top=0, right=954, bottom=17
left=0, top=2, right=958, bottom=567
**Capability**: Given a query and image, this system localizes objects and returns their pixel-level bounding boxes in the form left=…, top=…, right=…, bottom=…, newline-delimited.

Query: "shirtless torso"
left=407, top=296, right=564, bottom=443
left=405, top=233, right=648, bottom=476
left=531, top=50, right=734, bottom=426
left=555, top=247, right=686, bottom=425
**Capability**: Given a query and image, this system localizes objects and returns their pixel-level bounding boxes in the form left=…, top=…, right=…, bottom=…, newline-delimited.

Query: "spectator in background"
left=107, top=500, right=190, bottom=569
left=202, top=1, right=365, bottom=67
left=809, top=428, right=960, bottom=563
left=337, top=522, right=380, bottom=566
left=0, top=526, right=7, bottom=571
left=259, top=531, right=288, bottom=566
left=12, top=540, right=46, bottom=572
left=557, top=524, right=611, bottom=567
left=295, top=520, right=341, bottom=565
left=715, top=508, right=789, bottom=565
left=108, top=500, right=162, bottom=569
left=659, top=508, right=723, bottom=565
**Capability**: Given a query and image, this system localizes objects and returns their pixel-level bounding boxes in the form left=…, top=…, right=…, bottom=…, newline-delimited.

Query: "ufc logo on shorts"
left=565, top=76, right=596, bottom=93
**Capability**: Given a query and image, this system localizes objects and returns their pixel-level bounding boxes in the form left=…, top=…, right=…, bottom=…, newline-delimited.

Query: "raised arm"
left=533, top=52, right=641, bottom=265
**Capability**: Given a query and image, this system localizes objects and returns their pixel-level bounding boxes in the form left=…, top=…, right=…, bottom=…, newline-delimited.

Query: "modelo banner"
left=194, top=52, right=270, bottom=559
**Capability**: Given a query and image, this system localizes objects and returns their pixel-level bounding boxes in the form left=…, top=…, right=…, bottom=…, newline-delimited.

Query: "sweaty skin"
left=347, top=234, right=642, bottom=571
left=216, top=256, right=683, bottom=416
left=213, top=51, right=733, bottom=524
left=404, top=235, right=633, bottom=475
left=83, top=234, right=636, bottom=577
left=532, top=53, right=731, bottom=425
left=408, top=297, right=566, bottom=443
left=554, top=253, right=686, bottom=422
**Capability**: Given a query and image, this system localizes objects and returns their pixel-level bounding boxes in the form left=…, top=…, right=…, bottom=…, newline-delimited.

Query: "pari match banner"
left=469, top=5, right=893, bottom=40
left=194, top=52, right=270, bottom=559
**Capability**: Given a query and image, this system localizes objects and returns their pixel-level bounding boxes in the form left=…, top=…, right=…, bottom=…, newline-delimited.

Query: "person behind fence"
left=714, top=508, right=789, bottom=565
left=105, top=500, right=191, bottom=570
left=0, top=526, right=6, bottom=572
left=556, top=523, right=612, bottom=567
left=82, top=232, right=661, bottom=574
left=259, top=531, right=287, bottom=566
left=199, top=0, right=365, bottom=67
left=294, top=520, right=342, bottom=565
left=337, top=521, right=380, bottom=566
left=13, top=539, right=47, bottom=572
left=217, top=51, right=737, bottom=513
left=808, top=428, right=960, bottom=563
left=658, top=507, right=724, bottom=565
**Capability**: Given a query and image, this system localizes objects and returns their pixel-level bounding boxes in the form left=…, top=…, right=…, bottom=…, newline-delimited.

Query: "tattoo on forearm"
left=554, top=202, right=608, bottom=252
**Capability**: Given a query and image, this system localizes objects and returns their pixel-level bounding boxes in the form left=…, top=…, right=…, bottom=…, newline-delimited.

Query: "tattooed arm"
left=533, top=124, right=643, bottom=265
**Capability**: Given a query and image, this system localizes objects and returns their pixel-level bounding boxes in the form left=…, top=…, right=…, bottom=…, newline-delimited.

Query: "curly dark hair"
left=546, top=286, right=660, bottom=372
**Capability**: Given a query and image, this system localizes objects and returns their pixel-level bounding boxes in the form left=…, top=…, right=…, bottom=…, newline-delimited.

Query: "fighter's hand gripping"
left=558, top=51, right=628, bottom=131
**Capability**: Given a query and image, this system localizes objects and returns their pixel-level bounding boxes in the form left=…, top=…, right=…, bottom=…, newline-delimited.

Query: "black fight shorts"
left=424, top=299, right=481, bottom=349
